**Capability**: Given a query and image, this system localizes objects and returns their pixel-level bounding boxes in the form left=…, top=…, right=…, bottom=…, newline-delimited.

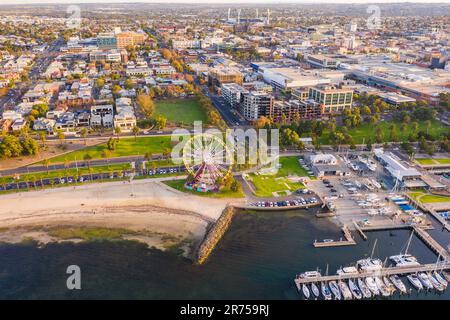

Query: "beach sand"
left=0, top=179, right=236, bottom=256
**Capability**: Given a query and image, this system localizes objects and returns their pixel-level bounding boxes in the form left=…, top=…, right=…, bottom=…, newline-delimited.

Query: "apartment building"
left=90, top=105, right=114, bottom=128
left=208, top=67, right=243, bottom=90
left=308, top=85, right=353, bottom=115
left=116, top=32, right=146, bottom=49
left=221, top=83, right=249, bottom=108
left=240, top=92, right=274, bottom=121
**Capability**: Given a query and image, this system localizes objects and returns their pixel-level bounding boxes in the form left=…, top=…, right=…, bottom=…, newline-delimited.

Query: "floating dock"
left=294, top=262, right=450, bottom=286
left=313, top=225, right=356, bottom=247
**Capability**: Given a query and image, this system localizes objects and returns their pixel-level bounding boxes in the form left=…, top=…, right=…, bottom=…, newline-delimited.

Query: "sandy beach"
left=0, top=178, right=236, bottom=255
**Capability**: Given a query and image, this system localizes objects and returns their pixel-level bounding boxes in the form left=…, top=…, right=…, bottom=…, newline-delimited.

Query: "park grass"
left=46, top=226, right=134, bottom=241
left=247, top=156, right=308, bottom=197
left=163, top=179, right=245, bottom=198
left=155, top=99, right=207, bottom=125
left=0, top=163, right=131, bottom=184
left=408, top=191, right=450, bottom=204
left=249, top=174, right=304, bottom=197
left=415, top=158, right=436, bottom=165
left=317, top=120, right=448, bottom=145
left=46, top=136, right=173, bottom=164
left=416, top=158, right=450, bottom=165
left=276, top=156, right=312, bottom=177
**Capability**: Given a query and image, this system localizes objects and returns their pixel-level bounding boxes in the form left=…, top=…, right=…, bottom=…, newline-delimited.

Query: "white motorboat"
left=311, top=282, right=320, bottom=298
left=321, top=282, right=332, bottom=300
left=356, top=258, right=383, bottom=272
left=338, top=280, right=353, bottom=300
left=407, top=274, right=423, bottom=291
left=302, top=284, right=311, bottom=299
left=389, top=275, right=407, bottom=294
left=418, top=272, right=434, bottom=290
left=365, top=277, right=380, bottom=296
left=389, top=254, right=420, bottom=267
left=357, top=278, right=372, bottom=299
left=336, top=266, right=359, bottom=276
left=383, top=276, right=396, bottom=293
left=375, top=277, right=391, bottom=297
left=348, top=279, right=362, bottom=299
left=429, top=273, right=445, bottom=292
left=433, top=271, right=448, bottom=287
left=299, top=271, right=322, bottom=279
left=329, top=281, right=341, bottom=300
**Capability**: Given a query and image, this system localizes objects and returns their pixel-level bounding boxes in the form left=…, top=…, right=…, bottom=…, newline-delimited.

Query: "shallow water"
left=0, top=209, right=448, bottom=299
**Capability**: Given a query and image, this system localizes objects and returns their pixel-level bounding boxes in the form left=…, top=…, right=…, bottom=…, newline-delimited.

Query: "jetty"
left=294, top=262, right=450, bottom=286
left=313, top=225, right=356, bottom=247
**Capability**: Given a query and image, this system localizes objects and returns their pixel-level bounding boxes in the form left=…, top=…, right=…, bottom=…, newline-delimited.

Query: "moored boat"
left=418, top=272, right=434, bottom=290
left=365, top=277, right=380, bottom=296
left=311, top=282, right=320, bottom=298
left=375, top=277, right=390, bottom=297
left=389, top=275, right=407, bottom=294
left=407, top=274, right=423, bottom=291
left=383, top=276, right=396, bottom=293
left=338, top=280, right=353, bottom=300
left=348, top=279, right=362, bottom=299
left=329, top=281, right=341, bottom=300
left=429, top=273, right=445, bottom=292
left=302, top=284, right=310, bottom=299
left=357, top=278, right=372, bottom=299
left=433, top=271, right=448, bottom=288
left=321, top=282, right=332, bottom=300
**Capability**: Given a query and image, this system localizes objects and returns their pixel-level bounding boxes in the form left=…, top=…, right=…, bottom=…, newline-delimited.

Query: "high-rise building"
left=116, top=31, right=146, bottom=49
left=240, top=92, right=274, bottom=121
left=308, top=85, right=353, bottom=115
left=221, top=83, right=249, bottom=109
left=97, top=33, right=118, bottom=50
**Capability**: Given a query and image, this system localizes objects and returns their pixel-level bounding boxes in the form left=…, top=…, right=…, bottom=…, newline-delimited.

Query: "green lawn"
left=276, top=156, right=311, bottom=177
left=408, top=191, right=450, bottom=204
left=46, top=136, right=173, bottom=164
left=0, top=158, right=182, bottom=184
left=163, top=179, right=245, bottom=198
left=249, top=174, right=304, bottom=197
left=155, top=99, right=207, bottom=125
left=318, top=120, right=448, bottom=144
left=0, top=163, right=131, bottom=184
left=416, top=158, right=450, bottom=165
left=247, top=156, right=308, bottom=197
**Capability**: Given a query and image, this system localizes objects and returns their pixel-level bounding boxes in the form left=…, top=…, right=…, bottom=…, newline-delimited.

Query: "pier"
left=313, top=225, right=356, bottom=247
left=294, top=262, right=450, bottom=286
left=404, top=193, right=450, bottom=232
left=352, top=220, right=367, bottom=240
left=413, top=225, right=450, bottom=261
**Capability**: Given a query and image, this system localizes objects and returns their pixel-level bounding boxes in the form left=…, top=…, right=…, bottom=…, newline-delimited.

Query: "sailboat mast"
left=370, top=239, right=378, bottom=259
left=404, top=230, right=414, bottom=255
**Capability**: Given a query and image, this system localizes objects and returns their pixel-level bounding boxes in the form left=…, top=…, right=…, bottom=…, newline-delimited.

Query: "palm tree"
left=83, top=153, right=92, bottom=169
left=132, top=125, right=139, bottom=141
left=425, top=120, right=431, bottom=134
left=30, top=176, right=37, bottom=190
left=80, top=127, right=88, bottom=145
left=43, top=158, right=50, bottom=174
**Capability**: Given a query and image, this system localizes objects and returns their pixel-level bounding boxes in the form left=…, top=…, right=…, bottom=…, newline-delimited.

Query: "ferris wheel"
left=182, top=133, right=233, bottom=191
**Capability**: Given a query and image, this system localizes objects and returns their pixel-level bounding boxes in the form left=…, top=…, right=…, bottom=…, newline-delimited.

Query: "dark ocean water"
left=0, top=209, right=448, bottom=299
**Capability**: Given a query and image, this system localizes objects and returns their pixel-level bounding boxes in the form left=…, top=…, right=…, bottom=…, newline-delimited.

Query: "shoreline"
left=0, top=179, right=236, bottom=257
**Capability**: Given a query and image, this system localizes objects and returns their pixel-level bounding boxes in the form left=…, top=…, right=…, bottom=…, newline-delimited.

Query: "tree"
left=161, top=48, right=172, bottom=60
left=136, top=93, right=155, bottom=118
left=132, top=125, right=140, bottom=141
left=96, top=77, right=105, bottom=88
left=80, top=127, right=88, bottom=145
left=21, top=136, right=40, bottom=156
left=43, top=158, right=50, bottom=174
left=38, top=131, right=47, bottom=147
left=155, top=115, right=167, bottom=130
left=0, top=135, right=23, bottom=158
left=114, top=126, right=122, bottom=137
left=124, top=78, right=133, bottom=90
left=56, top=129, right=65, bottom=146
left=425, top=120, right=431, bottom=134
left=83, top=153, right=92, bottom=168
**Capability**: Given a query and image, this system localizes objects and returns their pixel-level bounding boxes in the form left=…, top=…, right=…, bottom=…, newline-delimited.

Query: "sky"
left=0, top=0, right=449, bottom=4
